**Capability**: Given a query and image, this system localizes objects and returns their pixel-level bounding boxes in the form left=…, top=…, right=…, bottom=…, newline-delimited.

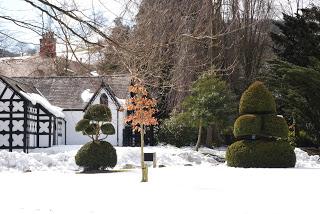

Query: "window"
left=100, top=93, right=108, bottom=106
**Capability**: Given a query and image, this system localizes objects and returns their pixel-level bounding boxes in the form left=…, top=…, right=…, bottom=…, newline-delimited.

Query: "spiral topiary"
left=226, top=81, right=296, bottom=168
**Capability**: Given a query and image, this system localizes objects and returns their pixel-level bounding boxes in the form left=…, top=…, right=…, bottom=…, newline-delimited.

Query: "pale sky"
left=0, top=0, right=319, bottom=51
left=0, top=0, right=136, bottom=50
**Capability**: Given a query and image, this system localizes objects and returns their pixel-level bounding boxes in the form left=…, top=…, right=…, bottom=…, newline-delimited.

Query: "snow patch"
left=81, top=89, right=94, bottom=102
left=0, top=145, right=318, bottom=173
left=90, top=70, right=99, bottom=76
left=20, top=91, right=64, bottom=118
left=295, top=148, right=320, bottom=168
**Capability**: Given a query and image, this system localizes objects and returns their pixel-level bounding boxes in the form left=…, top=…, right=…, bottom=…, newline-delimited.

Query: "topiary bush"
left=101, top=123, right=116, bottom=135
left=84, top=104, right=111, bottom=121
left=75, top=141, right=117, bottom=171
left=75, top=104, right=117, bottom=171
left=239, top=81, right=276, bottom=115
left=262, top=115, right=289, bottom=138
left=226, top=81, right=296, bottom=168
left=233, top=114, right=262, bottom=138
left=226, top=140, right=296, bottom=168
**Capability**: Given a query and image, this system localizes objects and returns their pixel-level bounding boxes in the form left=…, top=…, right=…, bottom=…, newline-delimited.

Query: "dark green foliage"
left=75, top=105, right=116, bottom=171
left=268, top=6, right=320, bottom=145
left=295, top=130, right=317, bottom=147
left=181, top=73, right=237, bottom=127
left=75, top=141, right=117, bottom=171
left=233, top=114, right=261, bottom=138
left=101, top=123, right=116, bottom=135
left=175, top=73, right=236, bottom=147
left=75, top=119, right=90, bottom=132
left=262, top=115, right=288, bottom=138
left=75, top=104, right=115, bottom=141
left=226, top=140, right=296, bottom=168
left=267, top=60, right=320, bottom=144
left=84, top=104, right=112, bottom=122
left=271, top=7, right=320, bottom=67
left=156, top=117, right=198, bottom=147
left=84, top=123, right=99, bottom=135
left=239, top=81, right=276, bottom=115
left=227, top=81, right=296, bottom=168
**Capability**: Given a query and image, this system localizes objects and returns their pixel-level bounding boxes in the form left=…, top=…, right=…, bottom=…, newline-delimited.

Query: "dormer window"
left=100, top=93, right=108, bottom=106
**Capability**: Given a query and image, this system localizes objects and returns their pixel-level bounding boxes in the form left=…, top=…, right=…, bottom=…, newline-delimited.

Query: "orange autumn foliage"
left=125, top=83, right=158, bottom=132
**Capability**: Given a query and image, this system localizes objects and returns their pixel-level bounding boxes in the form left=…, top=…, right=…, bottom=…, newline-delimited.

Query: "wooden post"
left=153, top=153, right=156, bottom=168
left=195, top=119, right=203, bottom=151
left=141, top=124, right=148, bottom=182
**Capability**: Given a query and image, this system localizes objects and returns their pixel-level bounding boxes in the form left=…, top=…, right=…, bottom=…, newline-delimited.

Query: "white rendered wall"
left=64, top=89, right=125, bottom=146
left=64, top=111, right=89, bottom=145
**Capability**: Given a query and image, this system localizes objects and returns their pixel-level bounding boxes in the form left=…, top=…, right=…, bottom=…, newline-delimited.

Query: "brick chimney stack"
left=40, top=31, right=56, bottom=58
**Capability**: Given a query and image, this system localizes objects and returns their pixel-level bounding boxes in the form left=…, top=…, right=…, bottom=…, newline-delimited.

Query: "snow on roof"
left=13, top=75, right=130, bottom=109
left=81, top=89, right=94, bottom=103
left=20, top=91, right=65, bottom=118
left=116, top=97, right=126, bottom=107
left=0, top=55, right=33, bottom=62
left=90, top=71, right=99, bottom=76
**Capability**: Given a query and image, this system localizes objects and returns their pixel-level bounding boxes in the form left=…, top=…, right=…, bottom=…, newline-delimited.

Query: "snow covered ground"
left=0, top=145, right=320, bottom=214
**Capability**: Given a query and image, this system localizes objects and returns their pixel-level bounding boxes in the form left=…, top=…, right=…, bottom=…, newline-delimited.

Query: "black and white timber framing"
left=0, top=77, right=65, bottom=152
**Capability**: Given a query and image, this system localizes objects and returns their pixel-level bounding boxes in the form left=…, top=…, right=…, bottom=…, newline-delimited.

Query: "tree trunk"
left=140, top=125, right=148, bottom=182
left=195, top=119, right=203, bottom=151
left=212, top=123, right=223, bottom=147
left=206, top=125, right=213, bottom=147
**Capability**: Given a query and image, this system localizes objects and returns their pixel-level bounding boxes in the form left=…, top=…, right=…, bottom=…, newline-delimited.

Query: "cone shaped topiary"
left=227, top=81, right=296, bottom=168
left=239, top=81, right=276, bottom=115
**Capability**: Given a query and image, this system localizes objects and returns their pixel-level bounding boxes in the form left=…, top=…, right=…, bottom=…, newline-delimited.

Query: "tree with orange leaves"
left=125, top=81, right=158, bottom=182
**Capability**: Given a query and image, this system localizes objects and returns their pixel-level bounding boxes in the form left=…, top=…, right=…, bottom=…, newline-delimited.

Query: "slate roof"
left=0, top=75, right=39, bottom=95
left=10, top=75, right=130, bottom=109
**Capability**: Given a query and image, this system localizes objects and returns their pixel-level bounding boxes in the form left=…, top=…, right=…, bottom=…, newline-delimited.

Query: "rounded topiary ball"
left=101, top=123, right=115, bottom=135
left=75, top=119, right=90, bottom=132
left=75, top=141, right=117, bottom=171
left=239, top=81, right=276, bottom=115
left=262, top=115, right=289, bottom=138
left=84, top=123, right=99, bottom=135
left=226, top=140, right=296, bottom=168
left=84, top=104, right=112, bottom=122
left=233, top=114, right=262, bottom=138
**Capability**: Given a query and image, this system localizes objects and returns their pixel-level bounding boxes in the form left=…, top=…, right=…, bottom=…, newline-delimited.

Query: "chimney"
left=39, top=31, right=56, bottom=58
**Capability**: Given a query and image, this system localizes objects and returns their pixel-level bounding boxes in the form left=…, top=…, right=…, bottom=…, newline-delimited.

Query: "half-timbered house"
left=0, top=74, right=130, bottom=152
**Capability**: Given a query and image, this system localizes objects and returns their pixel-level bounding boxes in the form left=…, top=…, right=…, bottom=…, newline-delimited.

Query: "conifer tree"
left=271, top=6, right=320, bottom=67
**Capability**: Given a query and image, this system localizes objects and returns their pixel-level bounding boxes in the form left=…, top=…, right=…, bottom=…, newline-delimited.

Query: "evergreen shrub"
left=226, top=140, right=296, bottom=168
left=84, top=104, right=112, bottom=121
left=239, top=81, right=276, bottom=115
left=262, top=115, right=289, bottom=138
left=227, top=81, right=296, bottom=168
left=157, top=118, right=198, bottom=147
left=233, top=114, right=262, bottom=138
left=75, top=141, right=117, bottom=171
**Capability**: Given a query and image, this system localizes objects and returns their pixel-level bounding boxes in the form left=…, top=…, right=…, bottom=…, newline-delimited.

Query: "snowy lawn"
left=0, top=145, right=320, bottom=214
